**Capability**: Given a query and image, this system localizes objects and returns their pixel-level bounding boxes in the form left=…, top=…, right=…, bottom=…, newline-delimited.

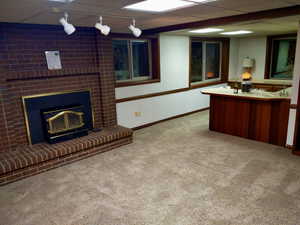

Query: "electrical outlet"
left=134, top=112, right=142, bottom=117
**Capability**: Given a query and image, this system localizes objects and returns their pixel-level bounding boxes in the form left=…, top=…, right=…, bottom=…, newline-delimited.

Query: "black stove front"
left=42, top=105, right=88, bottom=144
left=22, top=90, right=94, bottom=145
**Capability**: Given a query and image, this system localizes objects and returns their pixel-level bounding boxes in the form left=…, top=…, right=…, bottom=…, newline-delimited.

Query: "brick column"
left=0, top=25, right=10, bottom=151
left=96, top=34, right=117, bottom=127
left=0, top=76, right=10, bottom=151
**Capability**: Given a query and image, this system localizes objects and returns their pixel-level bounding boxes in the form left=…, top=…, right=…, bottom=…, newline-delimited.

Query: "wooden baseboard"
left=293, top=150, right=300, bottom=156
left=133, top=107, right=209, bottom=130
left=286, top=144, right=295, bottom=150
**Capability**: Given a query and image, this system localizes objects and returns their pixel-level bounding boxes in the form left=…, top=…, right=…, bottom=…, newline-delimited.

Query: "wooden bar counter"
left=202, top=87, right=290, bottom=147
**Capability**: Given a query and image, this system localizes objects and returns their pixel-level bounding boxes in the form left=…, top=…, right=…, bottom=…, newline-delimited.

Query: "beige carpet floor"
left=1, top=110, right=300, bottom=225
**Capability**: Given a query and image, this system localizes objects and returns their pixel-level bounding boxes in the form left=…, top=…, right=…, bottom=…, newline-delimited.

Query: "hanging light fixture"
left=59, top=13, right=76, bottom=35
left=95, top=16, right=111, bottom=36
left=129, top=19, right=142, bottom=37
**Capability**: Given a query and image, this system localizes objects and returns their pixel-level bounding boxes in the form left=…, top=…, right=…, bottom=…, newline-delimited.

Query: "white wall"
left=229, top=36, right=267, bottom=80
left=117, top=86, right=219, bottom=128
left=229, top=38, right=239, bottom=79
left=116, top=35, right=223, bottom=128
left=115, top=35, right=189, bottom=99
left=287, top=22, right=300, bottom=146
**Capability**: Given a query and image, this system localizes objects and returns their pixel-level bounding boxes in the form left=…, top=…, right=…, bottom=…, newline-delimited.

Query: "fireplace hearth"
left=22, top=90, right=94, bottom=144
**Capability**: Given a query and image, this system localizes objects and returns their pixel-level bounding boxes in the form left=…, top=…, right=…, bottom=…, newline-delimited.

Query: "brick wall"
left=97, top=34, right=117, bottom=127
left=0, top=23, right=117, bottom=151
left=0, top=78, right=9, bottom=152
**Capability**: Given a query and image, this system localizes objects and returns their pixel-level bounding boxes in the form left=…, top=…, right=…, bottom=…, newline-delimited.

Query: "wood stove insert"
left=22, top=89, right=94, bottom=145
left=42, top=105, right=88, bottom=144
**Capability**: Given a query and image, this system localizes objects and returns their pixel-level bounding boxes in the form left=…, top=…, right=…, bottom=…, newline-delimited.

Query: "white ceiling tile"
left=0, top=0, right=299, bottom=33
left=0, top=0, right=48, bottom=22
left=205, top=0, right=293, bottom=13
left=24, top=10, right=87, bottom=25
left=72, top=0, right=142, bottom=8
left=139, top=16, right=203, bottom=29
left=103, top=8, right=156, bottom=19
left=74, top=15, right=131, bottom=30
left=165, top=4, right=241, bottom=17
left=167, top=16, right=299, bottom=37
left=282, top=0, right=300, bottom=3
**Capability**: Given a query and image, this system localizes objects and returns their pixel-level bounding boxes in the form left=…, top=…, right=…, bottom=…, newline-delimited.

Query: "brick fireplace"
left=0, top=23, right=132, bottom=184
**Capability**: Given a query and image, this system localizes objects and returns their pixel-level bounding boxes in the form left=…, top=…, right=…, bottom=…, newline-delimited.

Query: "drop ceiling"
left=0, top=0, right=299, bottom=33
left=164, top=15, right=300, bottom=37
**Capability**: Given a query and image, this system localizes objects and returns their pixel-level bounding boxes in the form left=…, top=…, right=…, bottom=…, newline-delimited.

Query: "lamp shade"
left=242, top=57, right=254, bottom=68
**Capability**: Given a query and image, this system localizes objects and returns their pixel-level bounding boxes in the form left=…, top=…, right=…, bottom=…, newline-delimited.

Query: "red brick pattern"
left=0, top=126, right=133, bottom=185
left=0, top=23, right=98, bottom=76
left=97, top=34, right=117, bottom=127
left=4, top=75, right=103, bottom=150
left=0, top=88, right=9, bottom=152
left=0, top=23, right=119, bottom=151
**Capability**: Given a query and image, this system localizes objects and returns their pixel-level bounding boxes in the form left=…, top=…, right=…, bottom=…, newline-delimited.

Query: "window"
left=113, top=39, right=151, bottom=82
left=190, top=39, right=222, bottom=85
left=270, top=38, right=296, bottom=79
left=265, top=34, right=297, bottom=80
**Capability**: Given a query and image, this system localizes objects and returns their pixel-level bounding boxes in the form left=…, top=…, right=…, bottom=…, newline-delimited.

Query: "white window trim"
left=191, top=41, right=222, bottom=85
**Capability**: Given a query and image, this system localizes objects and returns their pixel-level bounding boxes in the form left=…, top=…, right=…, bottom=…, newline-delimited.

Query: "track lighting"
left=95, top=16, right=111, bottom=36
left=129, top=19, right=142, bottom=37
left=59, top=13, right=76, bottom=35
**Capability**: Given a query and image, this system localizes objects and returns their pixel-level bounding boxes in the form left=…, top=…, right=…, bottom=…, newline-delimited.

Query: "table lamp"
left=241, top=57, right=254, bottom=92
left=242, top=57, right=254, bottom=81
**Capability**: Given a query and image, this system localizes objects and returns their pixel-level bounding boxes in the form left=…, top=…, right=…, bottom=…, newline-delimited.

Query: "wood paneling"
left=209, top=95, right=290, bottom=146
left=210, top=96, right=250, bottom=137
left=249, top=101, right=272, bottom=142
left=270, top=100, right=290, bottom=146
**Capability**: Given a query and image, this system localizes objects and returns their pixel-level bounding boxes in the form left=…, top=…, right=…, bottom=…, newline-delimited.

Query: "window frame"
left=189, top=37, right=229, bottom=89
left=112, top=34, right=160, bottom=88
left=264, top=33, right=297, bottom=80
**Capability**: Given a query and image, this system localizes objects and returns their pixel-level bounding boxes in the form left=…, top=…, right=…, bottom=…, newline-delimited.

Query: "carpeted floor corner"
left=1, top=110, right=300, bottom=225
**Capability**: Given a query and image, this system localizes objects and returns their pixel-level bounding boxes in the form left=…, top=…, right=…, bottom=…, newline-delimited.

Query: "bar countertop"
left=201, top=87, right=291, bottom=101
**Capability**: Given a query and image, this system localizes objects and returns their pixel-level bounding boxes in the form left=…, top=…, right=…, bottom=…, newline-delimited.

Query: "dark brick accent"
left=0, top=23, right=119, bottom=151
left=0, top=23, right=98, bottom=75
left=0, top=23, right=132, bottom=184
left=0, top=76, right=9, bottom=152
left=4, top=75, right=103, bottom=150
left=96, top=34, right=117, bottom=127
left=0, top=126, right=133, bottom=185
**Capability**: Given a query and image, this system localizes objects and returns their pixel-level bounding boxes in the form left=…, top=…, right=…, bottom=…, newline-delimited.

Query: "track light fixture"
left=59, top=13, right=76, bottom=35
left=129, top=19, right=142, bottom=37
left=95, top=16, right=111, bottom=36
